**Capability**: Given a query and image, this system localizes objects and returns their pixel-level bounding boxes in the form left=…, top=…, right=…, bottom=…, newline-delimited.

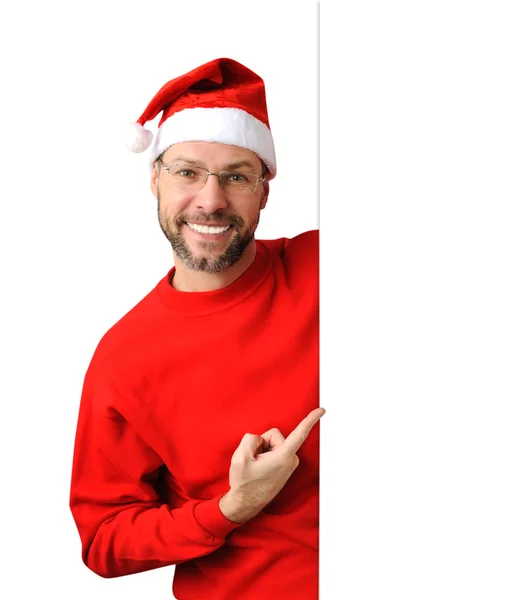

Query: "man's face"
left=151, top=142, right=269, bottom=273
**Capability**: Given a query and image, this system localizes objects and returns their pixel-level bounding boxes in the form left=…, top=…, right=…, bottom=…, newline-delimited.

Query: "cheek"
left=247, top=201, right=264, bottom=223
left=158, top=187, right=196, bottom=213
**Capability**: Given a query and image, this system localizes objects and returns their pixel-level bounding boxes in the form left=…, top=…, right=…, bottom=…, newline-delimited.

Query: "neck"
left=171, top=240, right=257, bottom=292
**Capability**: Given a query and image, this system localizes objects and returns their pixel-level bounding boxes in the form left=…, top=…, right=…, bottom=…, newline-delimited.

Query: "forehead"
left=162, top=141, right=261, bottom=169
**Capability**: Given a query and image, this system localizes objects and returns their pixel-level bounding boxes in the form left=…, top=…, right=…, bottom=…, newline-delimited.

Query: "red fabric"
left=136, top=57, right=271, bottom=130
left=69, top=230, right=320, bottom=600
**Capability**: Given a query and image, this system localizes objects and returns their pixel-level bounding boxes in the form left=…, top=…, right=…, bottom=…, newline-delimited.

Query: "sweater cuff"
left=194, top=494, right=245, bottom=540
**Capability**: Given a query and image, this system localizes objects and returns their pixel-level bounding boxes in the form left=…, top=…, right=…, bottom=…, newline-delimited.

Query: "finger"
left=232, top=433, right=264, bottom=459
left=260, top=427, right=286, bottom=450
left=282, top=408, right=326, bottom=455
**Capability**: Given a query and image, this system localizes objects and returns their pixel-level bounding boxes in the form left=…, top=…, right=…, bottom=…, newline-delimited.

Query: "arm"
left=69, top=364, right=242, bottom=579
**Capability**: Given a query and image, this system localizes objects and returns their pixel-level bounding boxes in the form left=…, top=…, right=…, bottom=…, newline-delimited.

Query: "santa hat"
left=123, top=57, right=276, bottom=178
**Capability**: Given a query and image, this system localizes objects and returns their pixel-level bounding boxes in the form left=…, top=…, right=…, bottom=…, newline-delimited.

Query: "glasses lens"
left=167, top=164, right=206, bottom=186
left=219, top=172, right=259, bottom=195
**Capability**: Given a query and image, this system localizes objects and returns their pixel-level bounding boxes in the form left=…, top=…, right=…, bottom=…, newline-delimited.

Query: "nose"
left=194, top=173, right=229, bottom=212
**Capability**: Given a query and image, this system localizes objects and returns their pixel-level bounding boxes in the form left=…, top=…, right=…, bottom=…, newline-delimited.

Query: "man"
left=69, top=57, right=322, bottom=600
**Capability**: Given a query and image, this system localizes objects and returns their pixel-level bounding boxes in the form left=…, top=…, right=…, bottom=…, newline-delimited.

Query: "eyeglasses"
left=159, top=161, right=266, bottom=196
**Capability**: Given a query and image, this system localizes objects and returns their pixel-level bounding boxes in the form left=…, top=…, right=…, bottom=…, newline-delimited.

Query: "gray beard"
left=157, top=195, right=259, bottom=274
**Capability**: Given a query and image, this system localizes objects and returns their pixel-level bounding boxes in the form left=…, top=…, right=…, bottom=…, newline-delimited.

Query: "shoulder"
left=284, top=229, right=319, bottom=255
left=258, top=229, right=319, bottom=257
left=257, top=229, right=319, bottom=286
left=85, top=269, right=171, bottom=373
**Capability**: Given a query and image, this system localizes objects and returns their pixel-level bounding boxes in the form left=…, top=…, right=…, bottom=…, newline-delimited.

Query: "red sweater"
left=69, top=230, right=319, bottom=600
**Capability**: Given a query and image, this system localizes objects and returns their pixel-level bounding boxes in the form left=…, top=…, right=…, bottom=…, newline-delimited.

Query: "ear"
left=150, top=163, right=159, bottom=199
left=260, top=180, right=270, bottom=210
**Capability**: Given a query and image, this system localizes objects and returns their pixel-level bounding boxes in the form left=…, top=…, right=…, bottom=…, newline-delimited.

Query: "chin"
left=180, top=234, right=254, bottom=274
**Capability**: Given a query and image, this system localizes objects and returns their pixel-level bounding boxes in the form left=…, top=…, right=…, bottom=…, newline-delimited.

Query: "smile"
left=185, top=222, right=233, bottom=235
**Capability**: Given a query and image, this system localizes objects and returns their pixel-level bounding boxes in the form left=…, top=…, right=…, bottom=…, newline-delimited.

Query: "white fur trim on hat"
left=148, top=107, right=276, bottom=178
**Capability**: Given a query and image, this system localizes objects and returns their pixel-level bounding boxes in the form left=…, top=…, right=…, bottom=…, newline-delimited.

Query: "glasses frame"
left=158, top=160, right=266, bottom=195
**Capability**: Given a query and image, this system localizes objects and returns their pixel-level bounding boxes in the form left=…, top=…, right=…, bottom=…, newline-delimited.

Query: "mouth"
left=184, top=222, right=234, bottom=237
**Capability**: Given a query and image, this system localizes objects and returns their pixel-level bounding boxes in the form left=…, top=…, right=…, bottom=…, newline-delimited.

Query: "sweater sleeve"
left=69, top=358, right=242, bottom=578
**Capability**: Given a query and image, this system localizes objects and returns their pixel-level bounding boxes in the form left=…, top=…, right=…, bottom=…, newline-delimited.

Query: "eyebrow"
left=165, top=156, right=258, bottom=172
left=225, top=160, right=256, bottom=171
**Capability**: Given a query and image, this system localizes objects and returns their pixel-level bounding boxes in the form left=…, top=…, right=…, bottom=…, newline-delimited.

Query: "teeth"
left=187, top=223, right=230, bottom=234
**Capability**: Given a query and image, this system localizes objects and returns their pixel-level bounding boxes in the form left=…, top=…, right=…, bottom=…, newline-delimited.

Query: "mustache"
left=174, top=213, right=245, bottom=228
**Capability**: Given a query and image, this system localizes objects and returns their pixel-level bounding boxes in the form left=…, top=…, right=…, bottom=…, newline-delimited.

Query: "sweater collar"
left=156, top=240, right=270, bottom=315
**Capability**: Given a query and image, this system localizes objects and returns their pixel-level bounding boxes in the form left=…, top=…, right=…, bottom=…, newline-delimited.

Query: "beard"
left=157, top=193, right=260, bottom=274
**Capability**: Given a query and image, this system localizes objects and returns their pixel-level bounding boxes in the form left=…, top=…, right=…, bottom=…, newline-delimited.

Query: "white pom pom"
left=123, top=122, right=153, bottom=153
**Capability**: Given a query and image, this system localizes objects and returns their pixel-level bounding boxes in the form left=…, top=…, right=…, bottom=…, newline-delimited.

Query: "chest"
left=133, top=297, right=319, bottom=498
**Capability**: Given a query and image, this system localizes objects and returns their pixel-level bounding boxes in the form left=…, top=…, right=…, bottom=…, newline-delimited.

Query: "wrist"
left=219, top=490, right=254, bottom=524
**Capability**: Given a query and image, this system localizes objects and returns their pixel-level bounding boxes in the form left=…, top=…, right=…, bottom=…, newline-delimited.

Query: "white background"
left=321, top=1, right=529, bottom=599
left=1, top=1, right=528, bottom=599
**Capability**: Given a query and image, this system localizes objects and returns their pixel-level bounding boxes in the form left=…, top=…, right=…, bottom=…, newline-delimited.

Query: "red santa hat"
left=123, top=57, right=277, bottom=178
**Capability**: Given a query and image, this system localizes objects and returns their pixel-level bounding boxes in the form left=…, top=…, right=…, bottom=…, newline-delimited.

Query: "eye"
left=225, top=172, right=250, bottom=184
left=167, top=163, right=203, bottom=179
left=174, top=168, right=198, bottom=179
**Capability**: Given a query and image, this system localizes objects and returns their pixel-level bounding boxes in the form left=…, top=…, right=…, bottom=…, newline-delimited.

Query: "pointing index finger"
left=283, top=408, right=326, bottom=455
